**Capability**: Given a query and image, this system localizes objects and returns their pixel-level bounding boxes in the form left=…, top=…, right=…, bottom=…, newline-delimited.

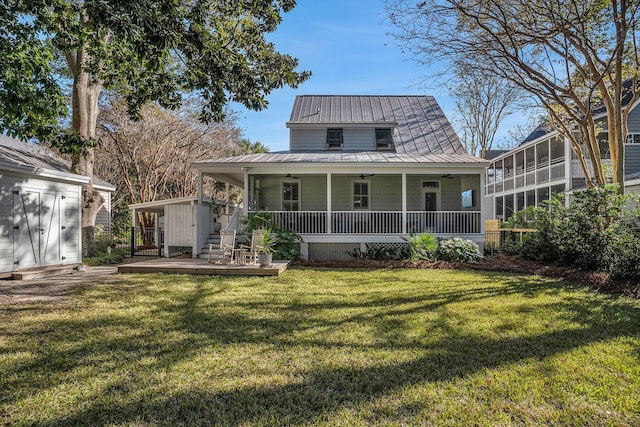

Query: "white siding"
left=164, top=205, right=193, bottom=246
left=0, top=171, right=83, bottom=273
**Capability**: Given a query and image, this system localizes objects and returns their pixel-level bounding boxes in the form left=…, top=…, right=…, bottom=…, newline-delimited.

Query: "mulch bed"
left=296, top=255, right=640, bottom=299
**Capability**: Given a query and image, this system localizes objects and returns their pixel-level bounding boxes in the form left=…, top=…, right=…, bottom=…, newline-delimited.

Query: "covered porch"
left=194, top=158, right=486, bottom=245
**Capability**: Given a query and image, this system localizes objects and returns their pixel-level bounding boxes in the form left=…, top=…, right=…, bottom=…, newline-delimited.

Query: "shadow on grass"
left=2, top=270, right=639, bottom=426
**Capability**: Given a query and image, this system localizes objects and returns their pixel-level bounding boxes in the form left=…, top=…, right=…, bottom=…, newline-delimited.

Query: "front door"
left=424, top=192, right=438, bottom=211
left=13, top=189, right=62, bottom=268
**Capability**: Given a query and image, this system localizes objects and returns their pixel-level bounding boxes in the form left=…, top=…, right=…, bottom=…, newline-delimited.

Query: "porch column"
left=402, top=172, right=407, bottom=234
left=242, top=168, right=250, bottom=219
left=225, top=182, right=230, bottom=215
left=326, top=172, right=332, bottom=234
left=197, top=171, right=203, bottom=206
left=563, top=135, right=572, bottom=206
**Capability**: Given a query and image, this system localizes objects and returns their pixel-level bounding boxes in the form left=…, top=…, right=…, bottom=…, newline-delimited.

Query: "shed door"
left=13, top=189, right=62, bottom=268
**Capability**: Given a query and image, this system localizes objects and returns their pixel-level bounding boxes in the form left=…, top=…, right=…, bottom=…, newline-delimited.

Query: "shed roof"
left=0, top=135, right=115, bottom=191
left=287, top=95, right=467, bottom=156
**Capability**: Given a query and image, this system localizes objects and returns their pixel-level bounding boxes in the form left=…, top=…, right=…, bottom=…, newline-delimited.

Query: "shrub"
left=436, top=238, right=482, bottom=264
left=83, top=250, right=125, bottom=266
left=605, top=214, right=640, bottom=280
left=345, top=244, right=410, bottom=260
left=272, top=229, right=304, bottom=261
left=404, top=233, right=437, bottom=262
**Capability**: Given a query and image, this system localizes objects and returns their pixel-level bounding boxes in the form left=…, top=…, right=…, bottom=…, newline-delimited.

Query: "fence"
left=94, top=227, right=189, bottom=258
left=484, top=228, right=538, bottom=255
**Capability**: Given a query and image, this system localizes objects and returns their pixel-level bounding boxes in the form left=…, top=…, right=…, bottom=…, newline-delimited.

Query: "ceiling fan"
left=352, top=173, right=375, bottom=179
left=441, top=174, right=454, bottom=179
left=280, top=173, right=300, bottom=179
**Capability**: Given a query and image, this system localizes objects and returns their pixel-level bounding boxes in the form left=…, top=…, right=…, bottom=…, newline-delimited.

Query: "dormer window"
left=326, top=129, right=343, bottom=150
left=375, top=128, right=393, bottom=150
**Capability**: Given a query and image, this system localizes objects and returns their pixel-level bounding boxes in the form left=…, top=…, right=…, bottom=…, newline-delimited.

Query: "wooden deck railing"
left=262, top=211, right=481, bottom=235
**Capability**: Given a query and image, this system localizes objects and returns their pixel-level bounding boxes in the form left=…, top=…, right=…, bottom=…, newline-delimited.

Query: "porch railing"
left=332, top=211, right=403, bottom=234
left=263, top=211, right=481, bottom=235
left=406, top=211, right=481, bottom=234
left=269, top=211, right=327, bottom=234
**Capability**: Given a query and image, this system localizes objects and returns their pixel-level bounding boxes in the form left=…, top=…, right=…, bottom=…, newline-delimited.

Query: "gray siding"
left=628, top=104, right=640, bottom=133
left=96, top=190, right=111, bottom=233
left=331, top=175, right=402, bottom=211
left=257, top=175, right=327, bottom=211
left=343, top=129, right=375, bottom=150
left=406, top=175, right=462, bottom=211
left=289, top=129, right=325, bottom=151
left=308, top=242, right=359, bottom=261
left=625, top=145, right=640, bottom=175
left=290, top=128, right=382, bottom=151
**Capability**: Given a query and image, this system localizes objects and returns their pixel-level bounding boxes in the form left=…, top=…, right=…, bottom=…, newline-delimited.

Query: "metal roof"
left=287, top=95, right=467, bottom=155
left=195, top=150, right=487, bottom=165
left=0, top=134, right=115, bottom=190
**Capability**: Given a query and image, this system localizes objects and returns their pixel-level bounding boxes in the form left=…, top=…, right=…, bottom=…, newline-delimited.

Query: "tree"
left=94, top=100, right=244, bottom=243
left=387, top=0, right=639, bottom=192
left=450, top=64, right=519, bottom=158
left=1, top=0, right=310, bottom=249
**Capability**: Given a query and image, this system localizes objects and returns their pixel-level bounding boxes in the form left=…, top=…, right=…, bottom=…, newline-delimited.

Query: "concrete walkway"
left=0, top=266, right=121, bottom=304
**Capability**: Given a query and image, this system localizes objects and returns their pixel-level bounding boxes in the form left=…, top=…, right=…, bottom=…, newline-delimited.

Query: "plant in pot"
left=256, top=228, right=277, bottom=267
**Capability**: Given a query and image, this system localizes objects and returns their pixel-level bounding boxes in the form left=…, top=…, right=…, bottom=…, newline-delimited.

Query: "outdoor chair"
left=208, top=230, right=236, bottom=264
left=238, top=229, right=263, bottom=265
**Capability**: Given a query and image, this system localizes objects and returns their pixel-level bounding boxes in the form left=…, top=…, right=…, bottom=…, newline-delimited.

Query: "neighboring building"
left=191, top=95, right=488, bottom=260
left=0, top=135, right=115, bottom=275
left=484, top=101, right=640, bottom=221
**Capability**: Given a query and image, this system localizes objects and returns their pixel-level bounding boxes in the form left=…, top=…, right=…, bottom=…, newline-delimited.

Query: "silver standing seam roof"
left=0, top=134, right=115, bottom=190
left=287, top=95, right=468, bottom=156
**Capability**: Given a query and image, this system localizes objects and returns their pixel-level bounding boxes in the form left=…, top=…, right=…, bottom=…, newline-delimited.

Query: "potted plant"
left=256, top=228, right=277, bottom=267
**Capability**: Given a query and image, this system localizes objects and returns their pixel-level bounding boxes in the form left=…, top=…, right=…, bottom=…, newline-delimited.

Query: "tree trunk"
left=67, top=42, right=104, bottom=256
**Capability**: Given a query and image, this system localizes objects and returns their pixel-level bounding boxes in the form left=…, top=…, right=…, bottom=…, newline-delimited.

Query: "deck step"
left=11, top=264, right=79, bottom=280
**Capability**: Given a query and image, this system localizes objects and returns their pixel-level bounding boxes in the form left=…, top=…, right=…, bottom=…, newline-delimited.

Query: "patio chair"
left=238, top=229, right=263, bottom=265
left=208, top=230, right=236, bottom=264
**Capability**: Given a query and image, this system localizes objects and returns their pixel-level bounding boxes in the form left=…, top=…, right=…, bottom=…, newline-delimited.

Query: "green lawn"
left=1, top=268, right=640, bottom=426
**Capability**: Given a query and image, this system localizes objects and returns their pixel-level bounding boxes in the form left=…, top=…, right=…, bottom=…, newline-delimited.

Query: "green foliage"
left=1, top=1, right=310, bottom=144
left=83, top=250, right=125, bottom=266
left=436, top=237, right=482, bottom=264
left=605, top=213, right=640, bottom=280
left=403, top=233, right=438, bottom=262
left=256, top=228, right=277, bottom=255
left=272, top=229, right=303, bottom=261
left=346, top=244, right=410, bottom=260
left=519, top=185, right=626, bottom=269
left=245, top=212, right=273, bottom=232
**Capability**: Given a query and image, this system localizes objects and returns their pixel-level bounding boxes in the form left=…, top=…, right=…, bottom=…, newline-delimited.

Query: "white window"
left=353, top=181, right=370, bottom=210
left=626, top=133, right=640, bottom=144
left=282, top=181, right=300, bottom=211
left=375, top=128, right=393, bottom=150
left=327, top=129, right=343, bottom=150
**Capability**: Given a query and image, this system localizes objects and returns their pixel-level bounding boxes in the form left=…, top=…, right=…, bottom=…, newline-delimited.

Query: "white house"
left=0, top=135, right=115, bottom=276
left=192, top=95, right=488, bottom=260
left=484, top=99, right=640, bottom=221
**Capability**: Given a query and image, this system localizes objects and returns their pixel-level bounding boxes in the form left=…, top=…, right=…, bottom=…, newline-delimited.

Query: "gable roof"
left=287, top=95, right=467, bottom=156
left=0, top=134, right=115, bottom=191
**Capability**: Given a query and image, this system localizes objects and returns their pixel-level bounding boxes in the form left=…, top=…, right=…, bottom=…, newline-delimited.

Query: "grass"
left=1, top=267, right=640, bottom=426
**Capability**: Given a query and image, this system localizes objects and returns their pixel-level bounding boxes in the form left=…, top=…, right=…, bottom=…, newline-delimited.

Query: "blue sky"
left=234, top=0, right=523, bottom=152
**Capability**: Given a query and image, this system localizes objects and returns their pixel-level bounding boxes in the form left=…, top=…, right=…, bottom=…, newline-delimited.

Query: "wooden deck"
left=117, top=257, right=290, bottom=276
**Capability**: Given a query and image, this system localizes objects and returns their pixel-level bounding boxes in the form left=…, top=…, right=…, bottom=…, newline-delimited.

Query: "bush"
left=404, top=233, right=437, bottom=262
left=272, top=229, right=303, bottom=261
left=83, top=250, right=125, bottom=266
left=436, top=238, right=482, bottom=264
left=345, top=244, right=410, bottom=260
left=605, top=214, right=640, bottom=280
